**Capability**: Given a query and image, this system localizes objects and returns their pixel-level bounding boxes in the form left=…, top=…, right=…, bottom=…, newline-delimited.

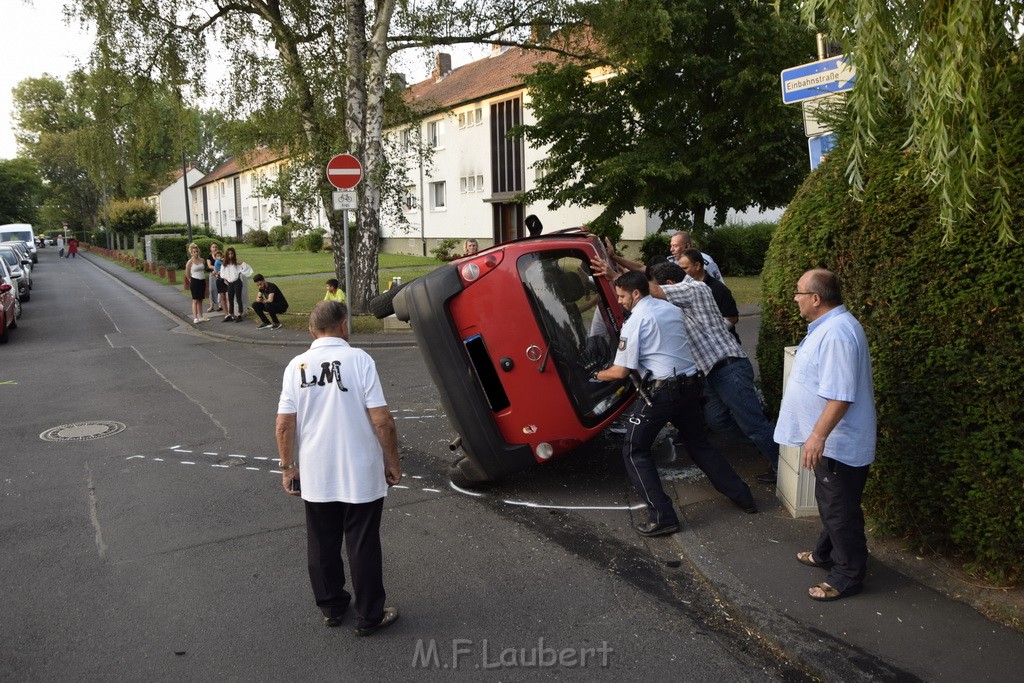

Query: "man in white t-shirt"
left=276, top=301, right=402, bottom=635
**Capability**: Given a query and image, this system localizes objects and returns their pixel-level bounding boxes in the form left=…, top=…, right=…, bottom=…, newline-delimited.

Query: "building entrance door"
left=493, top=203, right=523, bottom=244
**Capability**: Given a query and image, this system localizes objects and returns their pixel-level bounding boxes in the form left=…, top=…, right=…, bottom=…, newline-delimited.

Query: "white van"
left=0, top=224, right=38, bottom=263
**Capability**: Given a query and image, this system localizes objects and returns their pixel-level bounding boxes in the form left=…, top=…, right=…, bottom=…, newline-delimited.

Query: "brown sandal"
left=796, top=550, right=833, bottom=569
left=808, top=581, right=862, bottom=602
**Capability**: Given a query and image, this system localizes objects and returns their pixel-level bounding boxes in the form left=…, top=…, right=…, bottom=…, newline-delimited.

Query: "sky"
left=0, top=1, right=488, bottom=162
left=0, top=1, right=95, bottom=159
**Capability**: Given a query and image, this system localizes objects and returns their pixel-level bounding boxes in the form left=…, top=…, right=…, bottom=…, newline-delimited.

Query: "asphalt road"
left=1, top=248, right=805, bottom=680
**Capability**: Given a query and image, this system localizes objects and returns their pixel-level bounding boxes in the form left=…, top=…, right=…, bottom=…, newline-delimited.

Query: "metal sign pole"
left=343, top=209, right=352, bottom=334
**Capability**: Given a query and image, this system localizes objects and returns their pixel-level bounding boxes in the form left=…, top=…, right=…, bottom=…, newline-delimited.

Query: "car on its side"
left=0, top=270, right=17, bottom=344
left=382, top=228, right=636, bottom=487
left=0, top=247, right=30, bottom=302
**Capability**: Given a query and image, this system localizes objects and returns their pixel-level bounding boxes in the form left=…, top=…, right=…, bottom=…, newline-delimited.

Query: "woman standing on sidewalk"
left=219, top=246, right=253, bottom=322
left=206, top=242, right=222, bottom=313
left=184, top=243, right=209, bottom=324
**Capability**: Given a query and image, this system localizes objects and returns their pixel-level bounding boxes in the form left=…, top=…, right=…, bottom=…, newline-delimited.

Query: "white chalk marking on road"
left=169, top=445, right=181, bottom=450
left=181, top=461, right=196, bottom=465
left=245, top=467, right=260, bottom=471
left=174, top=449, right=192, bottom=453
left=422, top=488, right=441, bottom=493
left=153, top=458, right=164, bottom=462
left=501, top=499, right=646, bottom=511
left=253, top=456, right=269, bottom=460
left=270, top=470, right=283, bottom=474
left=411, top=475, right=423, bottom=479
left=449, top=482, right=485, bottom=497
left=392, top=485, right=409, bottom=489
left=127, top=344, right=229, bottom=438
left=228, top=454, right=247, bottom=458
left=126, top=455, right=145, bottom=459
left=203, top=452, right=218, bottom=456
left=85, top=464, right=108, bottom=562
left=212, top=464, right=229, bottom=468
left=397, top=415, right=439, bottom=419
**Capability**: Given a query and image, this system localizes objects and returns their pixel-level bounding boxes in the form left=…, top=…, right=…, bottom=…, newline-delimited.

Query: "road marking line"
left=245, top=467, right=260, bottom=471
left=126, top=455, right=145, bottom=459
left=154, top=458, right=164, bottom=461
left=228, top=454, right=246, bottom=458
left=422, top=488, right=441, bottom=493
left=213, top=464, right=229, bottom=468
left=181, top=461, right=196, bottom=465
left=392, top=485, right=409, bottom=489
left=203, top=452, right=218, bottom=455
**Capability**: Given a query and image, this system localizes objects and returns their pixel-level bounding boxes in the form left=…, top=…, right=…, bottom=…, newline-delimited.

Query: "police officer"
left=592, top=271, right=757, bottom=536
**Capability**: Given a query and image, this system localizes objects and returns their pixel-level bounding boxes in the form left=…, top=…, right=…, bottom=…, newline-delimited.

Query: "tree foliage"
left=520, top=0, right=815, bottom=231
left=108, top=200, right=157, bottom=234
left=0, top=158, right=45, bottom=225
left=797, top=0, right=1022, bottom=243
left=73, top=0, right=582, bottom=312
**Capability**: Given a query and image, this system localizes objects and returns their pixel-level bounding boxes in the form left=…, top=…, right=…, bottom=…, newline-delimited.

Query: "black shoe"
left=222, top=316, right=233, bottom=322
left=739, top=502, right=759, bottom=514
left=635, top=521, right=680, bottom=537
left=323, top=613, right=346, bottom=628
left=234, top=315, right=243, bottom=322
left=756, top=471, right=777, bottom=484
left=354, top=607, right=399, bottom=636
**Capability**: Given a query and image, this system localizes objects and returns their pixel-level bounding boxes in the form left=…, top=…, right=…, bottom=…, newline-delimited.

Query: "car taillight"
left=458, top=250, right=504, bottom=286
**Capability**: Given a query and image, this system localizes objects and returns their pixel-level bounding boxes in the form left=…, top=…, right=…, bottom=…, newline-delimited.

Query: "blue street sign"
left=808, top=134, right=838, bottom=171
left=781, top=56, right=855, bottom=105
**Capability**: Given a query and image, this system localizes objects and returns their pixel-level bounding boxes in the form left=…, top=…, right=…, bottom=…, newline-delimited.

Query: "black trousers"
left=813, top=457, right=870, bottom=593
left=225, top=279, right=243, bottom=316
left=252, top=300, right=286, bottom=324
left=304, top=498, right=386, bottom=629
left=624, top=381, right=754, bottom=526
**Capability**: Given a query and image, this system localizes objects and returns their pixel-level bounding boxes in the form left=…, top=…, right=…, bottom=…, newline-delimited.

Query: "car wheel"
left=0, top=313, right=8, bottom=344
left=367, top=283, right=407, bottom=319
left=20, top=290, right=29, bottom=303
left=448, top=454, right=494, bottom=489
left=14, top=298, right=21, bottom=319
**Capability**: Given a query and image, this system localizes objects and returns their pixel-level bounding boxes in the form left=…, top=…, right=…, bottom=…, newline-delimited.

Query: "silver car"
left=0, top=257, right=22, bottom=318
left=0, top=247, right=30, bottom=302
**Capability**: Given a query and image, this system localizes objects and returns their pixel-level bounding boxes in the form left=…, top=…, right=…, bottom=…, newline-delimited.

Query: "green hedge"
left=702, top=222, right=776, bottom=276
left=758, top=122, right=1024, bottom=582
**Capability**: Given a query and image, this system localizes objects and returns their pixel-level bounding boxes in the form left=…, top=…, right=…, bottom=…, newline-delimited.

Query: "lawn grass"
left=229, top=244, right=442, bottom=278
left=726, top=276, right=762, bottom=306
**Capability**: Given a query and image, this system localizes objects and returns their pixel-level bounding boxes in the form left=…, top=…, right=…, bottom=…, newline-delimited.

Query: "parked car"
left=0, top=271, right=17, bottom=344
left=0, top=258, right=21, bottom=319
left=0, top=247, right=30, bottom=302
left=0, top=243, right=32, bottom=289
left=0, top=224, right=38, bottom=263
left=382, top=228, right=636, bottom=486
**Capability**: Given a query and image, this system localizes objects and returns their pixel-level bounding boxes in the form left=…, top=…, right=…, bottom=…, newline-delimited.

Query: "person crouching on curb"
left=252, top=274, right=289, bottom=330
left=276, top=301, right=402, bottom=635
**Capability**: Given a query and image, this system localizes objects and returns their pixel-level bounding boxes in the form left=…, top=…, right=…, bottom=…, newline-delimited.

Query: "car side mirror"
left=22, top=260, right=31, bottom=267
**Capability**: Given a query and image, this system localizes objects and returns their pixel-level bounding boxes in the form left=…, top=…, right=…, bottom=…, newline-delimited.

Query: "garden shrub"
left=758, top=118, right=1024, bottom=582
left=246, top=228, right=271, bottom=247
left=431, top=238, right=460, bottom=261
left=304, top=228, right=326, bottom=253
left=640, top=232, right=670, bottom=264
left=702, top=222, right=776, bottom=275
left=269, top=224, right=292, bottom=249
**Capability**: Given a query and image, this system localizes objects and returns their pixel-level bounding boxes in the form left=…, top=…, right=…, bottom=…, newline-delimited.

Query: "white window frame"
left=429, top=181, right=447, bottom=210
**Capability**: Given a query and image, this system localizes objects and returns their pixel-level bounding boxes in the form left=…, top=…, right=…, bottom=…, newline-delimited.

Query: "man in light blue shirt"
left=775, top=269, right=876, bottom=601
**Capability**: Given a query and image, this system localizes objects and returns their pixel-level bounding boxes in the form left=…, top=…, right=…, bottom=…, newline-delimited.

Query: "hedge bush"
left=702, top=222, right=775, bottom=276
left=246, top=228, right=271, bottom=247
left=640, top=232, right=670, bottom=264
left=758, top=119, right=1024, bottom=583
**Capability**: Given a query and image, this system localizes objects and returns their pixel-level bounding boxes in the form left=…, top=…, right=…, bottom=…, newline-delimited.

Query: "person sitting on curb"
left=324, top=278, right=346, bottom=302
left=252, top=274, right=289, bottom=330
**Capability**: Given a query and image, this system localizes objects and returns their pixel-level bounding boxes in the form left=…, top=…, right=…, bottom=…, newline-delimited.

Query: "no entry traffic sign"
left=326, top=153, right=363, bottom=190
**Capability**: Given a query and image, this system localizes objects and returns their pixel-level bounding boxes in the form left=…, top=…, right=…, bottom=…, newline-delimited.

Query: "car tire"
left=448, top=454, right=494, bottom=489
left=367, top=283, right=406, bottom=319
left=9, top=308, right=16, bottom=329
left=0, top=313, right=8, bottom=344
left=14, top=298, right=21, bottom=319
left=20, top=290, right=29, bottom=303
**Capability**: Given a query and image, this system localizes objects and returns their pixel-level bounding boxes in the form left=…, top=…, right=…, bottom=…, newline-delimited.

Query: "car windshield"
left=0, top=250, right=19, bottom=268
left=518, top=249, right=631, bottom=425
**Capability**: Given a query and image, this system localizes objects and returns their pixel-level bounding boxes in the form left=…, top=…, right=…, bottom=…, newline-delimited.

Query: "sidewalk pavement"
left=81, top=251, right=416, bottom=349
left=84, top=250, right=1023, bottom=680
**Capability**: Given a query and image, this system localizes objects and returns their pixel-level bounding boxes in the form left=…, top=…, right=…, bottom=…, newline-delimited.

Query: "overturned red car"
left=386, top=229, right=635, bottom=486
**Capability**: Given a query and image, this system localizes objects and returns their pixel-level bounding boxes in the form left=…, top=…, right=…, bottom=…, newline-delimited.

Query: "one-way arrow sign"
left=781, top=55, right=855, bottom=105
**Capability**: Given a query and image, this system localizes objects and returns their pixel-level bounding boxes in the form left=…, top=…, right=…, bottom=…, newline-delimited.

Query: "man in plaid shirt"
left=649, top=262, right=779, bottom=484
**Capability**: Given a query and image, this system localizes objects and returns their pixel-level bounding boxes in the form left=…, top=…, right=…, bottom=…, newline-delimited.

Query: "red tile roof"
left=190, top=148, right=289, bottom=188
left=405, top=34, right=595, bottom=114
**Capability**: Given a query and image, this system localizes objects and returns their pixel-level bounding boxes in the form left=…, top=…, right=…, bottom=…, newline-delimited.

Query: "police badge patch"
left=618, top=337, right=627, bottom=351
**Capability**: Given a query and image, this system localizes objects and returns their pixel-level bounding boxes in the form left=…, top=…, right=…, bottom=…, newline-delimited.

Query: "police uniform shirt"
left=278, top=337, right=389, bottom=503
left=613, top=295, right=698, bottom=380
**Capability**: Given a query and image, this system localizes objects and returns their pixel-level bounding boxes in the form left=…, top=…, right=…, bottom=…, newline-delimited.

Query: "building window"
left=404, top=185, right=418, bottom=211
left=473, top=107, right=483, bottom=125
left=427, top=120, right=442, bottom=148
left=490, top=97, right=524, bottom=194
left=429, top=181, right=446, bottom=210
left=458, top=113, right=467, bottom=129
left=221, top=183, right=226, bottom=196
left=460, top=174, right=485, bottom=193
left=400, top=128, right=414, bottom=152
left=460, top=177, right=468, bottom=193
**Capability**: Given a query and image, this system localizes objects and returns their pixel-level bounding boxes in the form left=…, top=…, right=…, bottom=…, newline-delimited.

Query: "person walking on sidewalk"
left=591, top=270, right=756, bottom=538
left=219, top=247, right=252, bottom=322
left=252, top=274, right=288, bottom=329
left=67, top=237, right=78, bottom=258
left=56, top=234, right=65, bottom=258
left=648, top=262, right=779, bottom=484
left=184, top=243, right=209, bottom=324
left=276, top=301, right=402, bottom=635
left=775, top=268, right=876, bottom=602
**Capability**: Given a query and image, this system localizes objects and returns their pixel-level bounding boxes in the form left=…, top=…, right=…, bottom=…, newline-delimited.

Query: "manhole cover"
left=40, top=421, right=127, bottom=442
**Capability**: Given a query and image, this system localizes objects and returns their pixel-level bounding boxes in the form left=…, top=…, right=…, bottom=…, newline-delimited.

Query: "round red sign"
left=326, top=154, right=363, bottom=190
